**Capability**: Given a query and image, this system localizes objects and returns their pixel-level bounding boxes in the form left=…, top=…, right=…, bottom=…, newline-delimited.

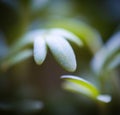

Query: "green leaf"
left=45, top=35, right=77, bottom=72
left=33, top=36, right=47, bottom=65
left=49, top=28, right=83, bottom=47
left=61, top=75, right=100, bottom=99
left=0, top=49, right=33, bottom=70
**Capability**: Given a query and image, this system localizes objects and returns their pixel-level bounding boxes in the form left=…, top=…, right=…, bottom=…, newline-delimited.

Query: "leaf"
left=91, top=31, right=120, bottom=75
left=33, top=36, right=47, bottom=65
left=46, top=18, right=102, bottom=53
left=45, top=35, right=77, bottom=72
left=49, top=28, right=83, bottom=47
left=0, top=49, right=33, bottom=70
left=61, top=75, right=100, bottom=99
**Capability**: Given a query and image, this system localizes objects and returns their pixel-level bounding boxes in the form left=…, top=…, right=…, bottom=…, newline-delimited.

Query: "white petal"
left=49, top=28, right=83, bottom=47
left=33, top=36, right=47, bottom=65
left=45, top=35, right=77, bottom=72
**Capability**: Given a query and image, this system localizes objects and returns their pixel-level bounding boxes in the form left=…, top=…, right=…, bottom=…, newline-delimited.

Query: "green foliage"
left=0, top=1, right=120, bottom=115
left=0, top=17, right=119, bottom=114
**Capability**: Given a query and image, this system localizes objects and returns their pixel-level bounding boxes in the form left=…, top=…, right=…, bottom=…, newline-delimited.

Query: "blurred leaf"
left=61, top=75, right=112, bottom=103
left=61, top=75, right=100, bottom=99
left=49, top=28, right=83, bottom=47
left=46, top=35, right=77, bottom=72
left=33, top=35, right=47, bottom=65
left=91, top=31, right=120, bottom=75
left=107, top=53, right=120, bottom=70
left=9, top=30, right=45, bottom=55
left=46, top=18, right=102, bottom=53
left=0, top=49, right=33, bottom=70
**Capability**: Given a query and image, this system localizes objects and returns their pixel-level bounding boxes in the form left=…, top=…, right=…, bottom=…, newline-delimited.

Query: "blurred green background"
left=0, top=0, right=120, bottom=115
